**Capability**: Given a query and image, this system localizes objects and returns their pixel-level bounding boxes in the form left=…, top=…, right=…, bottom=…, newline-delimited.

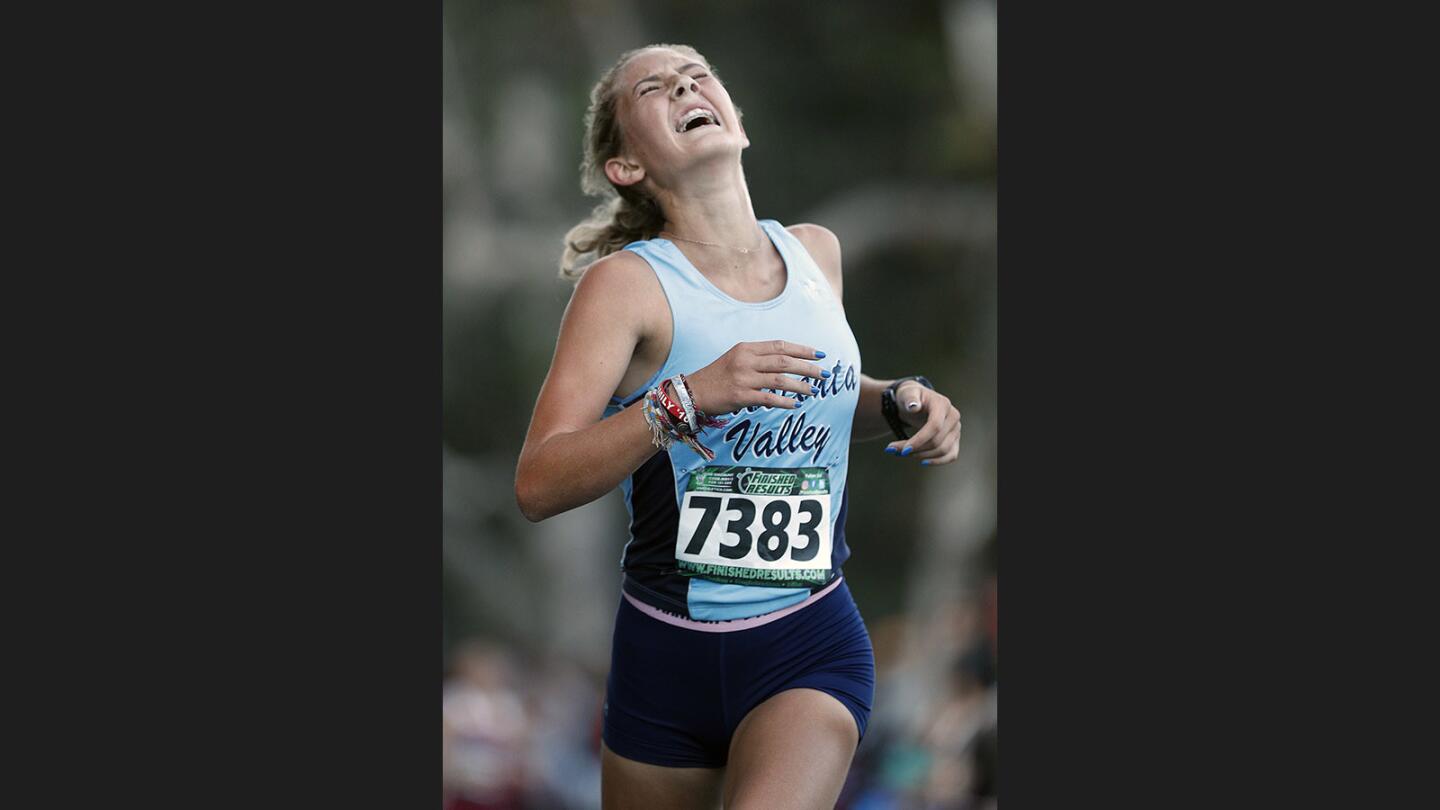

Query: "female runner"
left=515, top=44, right=962, bottom=810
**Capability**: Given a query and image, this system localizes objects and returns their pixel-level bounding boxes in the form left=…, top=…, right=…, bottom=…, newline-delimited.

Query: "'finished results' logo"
left=736, top=469, right=797, bottom=496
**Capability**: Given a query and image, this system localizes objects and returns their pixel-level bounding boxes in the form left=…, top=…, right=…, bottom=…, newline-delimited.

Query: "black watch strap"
left=880, top=376, right=934, bottom=440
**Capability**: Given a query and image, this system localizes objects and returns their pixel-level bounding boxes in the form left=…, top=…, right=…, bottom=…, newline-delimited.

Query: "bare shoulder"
left=543, top=248, right=666, bottom=413
left=786, top=222, right=842, bottom=265
left=786, top=222, right=844, bottom=298
left=567, top=248, right=663, bottom=325
left=572, top=248, right=658, bottom=301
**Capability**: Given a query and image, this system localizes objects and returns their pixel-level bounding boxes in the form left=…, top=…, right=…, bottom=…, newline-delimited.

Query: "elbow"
left=514, top=473, right=551, bottom=523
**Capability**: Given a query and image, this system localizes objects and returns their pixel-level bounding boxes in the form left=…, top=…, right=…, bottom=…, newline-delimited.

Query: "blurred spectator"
left=839, top=576, right=997, bottom=810
left=444, top=639, right=605, bottom=810
left=519, top=655, right=603, bottom=810
left=443, top=640, right=529, bottom=810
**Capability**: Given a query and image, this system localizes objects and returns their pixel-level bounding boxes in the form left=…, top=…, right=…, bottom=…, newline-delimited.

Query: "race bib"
left=675, top=466, right=833, bottom=587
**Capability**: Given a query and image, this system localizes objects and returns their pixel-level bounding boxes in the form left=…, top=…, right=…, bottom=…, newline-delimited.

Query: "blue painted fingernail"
left=815, top=350, right=826, bottom=358
left=885, top=447, right=897, bottom=455
left=921, top=460, right=931, bottom=466
left=810, top=386, right=820, bottom=395
left=901, top=446, right=913, bottom=456
left=820, top=370, right=831, bottom=378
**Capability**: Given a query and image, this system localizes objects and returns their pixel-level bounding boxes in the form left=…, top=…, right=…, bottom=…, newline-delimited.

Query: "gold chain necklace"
left=660, top=226, right=765, bottom=254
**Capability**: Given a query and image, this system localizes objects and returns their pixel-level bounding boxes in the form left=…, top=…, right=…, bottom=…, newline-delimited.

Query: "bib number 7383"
left=674, top=466, right=832, bottom=587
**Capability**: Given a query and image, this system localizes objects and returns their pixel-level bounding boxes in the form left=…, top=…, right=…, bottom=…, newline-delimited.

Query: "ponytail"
left=560, top=187, right=665, bottom=281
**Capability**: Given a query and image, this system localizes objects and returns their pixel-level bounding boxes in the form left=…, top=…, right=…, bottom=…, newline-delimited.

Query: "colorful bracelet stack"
left=641, top=373, right=728, bottom=460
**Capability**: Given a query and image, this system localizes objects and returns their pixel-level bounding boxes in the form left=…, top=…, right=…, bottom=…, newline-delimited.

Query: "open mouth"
left=675, top=107, right=720, bottom=133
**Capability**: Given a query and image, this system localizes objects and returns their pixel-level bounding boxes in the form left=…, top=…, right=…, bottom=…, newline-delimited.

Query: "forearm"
left=852, top=373, right=897, bottom=442
left=515, top=401, right=662, bottom=522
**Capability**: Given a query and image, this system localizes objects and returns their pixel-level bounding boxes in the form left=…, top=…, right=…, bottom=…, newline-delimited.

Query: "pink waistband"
left=622, top=576, right=844, bottom=633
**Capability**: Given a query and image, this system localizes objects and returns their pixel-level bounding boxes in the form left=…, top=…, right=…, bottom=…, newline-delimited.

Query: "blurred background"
left=443, top=1, right=995, bottom=807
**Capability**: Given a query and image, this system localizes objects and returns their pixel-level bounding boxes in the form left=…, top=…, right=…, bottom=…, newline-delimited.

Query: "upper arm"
left=522, top=250, right=660, bottom=451
left=787, top=222, right=844, bottom=301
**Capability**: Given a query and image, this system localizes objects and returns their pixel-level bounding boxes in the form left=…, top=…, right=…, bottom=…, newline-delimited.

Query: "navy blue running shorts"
left=602, top=577, right=875, bottom=769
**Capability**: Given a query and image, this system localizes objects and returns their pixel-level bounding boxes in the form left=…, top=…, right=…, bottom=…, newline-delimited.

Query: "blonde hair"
left=559, top=44, right=728, bottom=280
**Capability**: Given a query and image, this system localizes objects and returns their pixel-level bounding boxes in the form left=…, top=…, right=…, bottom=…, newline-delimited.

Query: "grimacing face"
left=607, top=48, right=749, bottom=189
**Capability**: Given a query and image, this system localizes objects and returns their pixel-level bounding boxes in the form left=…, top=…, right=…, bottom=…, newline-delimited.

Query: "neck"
left=652, top=160, right=762, bottom=251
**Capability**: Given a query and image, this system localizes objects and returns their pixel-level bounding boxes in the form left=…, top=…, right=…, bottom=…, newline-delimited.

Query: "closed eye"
left=638, top=71, right=708, bottom=97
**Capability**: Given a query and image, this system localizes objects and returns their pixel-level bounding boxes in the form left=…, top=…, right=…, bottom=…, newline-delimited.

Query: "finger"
left=897, top=397, right=949, bottom=455
left=919, top=439, right=961, bottom=466
left=908, top=412, right=960, bottom=459
left=754, top=371, right=819, bottom=400
left=746, top=388, right=800, bottom=409
left=893, top=381, right=929, bottom=415
left=755, top=339, right=824, bottom=361
left=754, top=354, right=830, bottom=381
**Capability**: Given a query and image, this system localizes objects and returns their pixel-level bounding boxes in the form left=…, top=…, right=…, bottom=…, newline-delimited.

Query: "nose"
left=671, top=76, right=699, bottom=99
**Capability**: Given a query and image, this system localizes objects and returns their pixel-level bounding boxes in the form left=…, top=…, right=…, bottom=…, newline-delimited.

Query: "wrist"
left=640, top=374, right=730, bottom=461
left=683, top=368, right=723, bottom=416
left=879, top=376, right=933, bottom=440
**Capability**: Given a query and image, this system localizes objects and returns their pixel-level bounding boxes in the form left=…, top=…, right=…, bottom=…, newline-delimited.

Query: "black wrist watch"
left=880, top=376, right=934, bottom=440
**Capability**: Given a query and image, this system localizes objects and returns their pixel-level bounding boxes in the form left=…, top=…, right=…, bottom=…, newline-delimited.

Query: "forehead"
left=618, top=48, right=708, bottom=84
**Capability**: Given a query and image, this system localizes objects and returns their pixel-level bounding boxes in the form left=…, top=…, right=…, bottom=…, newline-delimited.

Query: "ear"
left=604, top=157, right=646, bottom=188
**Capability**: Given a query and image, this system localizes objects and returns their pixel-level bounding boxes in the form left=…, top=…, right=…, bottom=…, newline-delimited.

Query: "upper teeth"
left=676, top=108, right=716, bottom=131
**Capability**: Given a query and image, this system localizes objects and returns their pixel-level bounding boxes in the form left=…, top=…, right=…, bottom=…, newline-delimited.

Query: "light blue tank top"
left=602, top=219, right=863, bottom=621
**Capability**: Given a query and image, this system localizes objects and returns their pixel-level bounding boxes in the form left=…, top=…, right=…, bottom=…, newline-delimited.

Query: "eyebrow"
left=632, top=63, right=708, bottom=94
